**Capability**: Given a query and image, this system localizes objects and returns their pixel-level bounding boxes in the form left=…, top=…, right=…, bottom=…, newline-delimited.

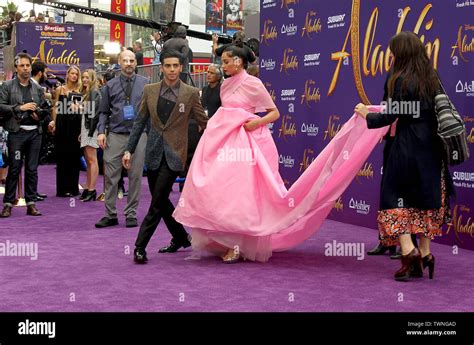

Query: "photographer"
left=162, top=26, right=190, bottom=83
left=0, top=53, right=50, bottom=218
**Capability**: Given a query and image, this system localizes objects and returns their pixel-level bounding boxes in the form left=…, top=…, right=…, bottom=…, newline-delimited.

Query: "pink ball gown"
left=173, top=70, right=388, bottom=262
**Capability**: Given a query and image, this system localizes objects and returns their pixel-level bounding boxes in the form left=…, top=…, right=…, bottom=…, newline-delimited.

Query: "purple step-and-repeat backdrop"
left=260, top=0, right=474, bottom=250
left=14, top=22, right=94, bottom=76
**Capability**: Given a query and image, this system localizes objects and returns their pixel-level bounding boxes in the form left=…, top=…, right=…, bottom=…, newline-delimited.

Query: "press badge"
left=123, top=105, right=136, bottom=121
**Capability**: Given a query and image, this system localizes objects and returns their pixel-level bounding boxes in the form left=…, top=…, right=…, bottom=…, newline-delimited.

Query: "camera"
left=36, top=99, right=52, bottom=120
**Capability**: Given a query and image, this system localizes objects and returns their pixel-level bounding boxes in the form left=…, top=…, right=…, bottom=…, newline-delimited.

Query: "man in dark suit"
left=123, top=49, right=208, bottom=264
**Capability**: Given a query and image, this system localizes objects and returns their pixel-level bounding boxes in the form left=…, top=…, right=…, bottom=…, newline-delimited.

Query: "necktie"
left=125, top=78, right=132, bottom=103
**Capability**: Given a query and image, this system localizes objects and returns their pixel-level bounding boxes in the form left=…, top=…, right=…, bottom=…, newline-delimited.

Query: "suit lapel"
left=150, top=82, right=163, bottom=129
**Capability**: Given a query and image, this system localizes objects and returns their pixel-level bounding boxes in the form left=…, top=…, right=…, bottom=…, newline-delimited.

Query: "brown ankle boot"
left=0, top=205, right=12, bottom=218
left=394, top=248, right=423, bottom=281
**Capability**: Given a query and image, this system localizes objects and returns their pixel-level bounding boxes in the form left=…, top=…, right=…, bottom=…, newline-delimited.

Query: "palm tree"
left=1, top=2, right=18, bottom=18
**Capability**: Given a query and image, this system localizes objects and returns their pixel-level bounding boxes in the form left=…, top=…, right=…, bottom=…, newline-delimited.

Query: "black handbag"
left=434, top=76, right=470, bottom=165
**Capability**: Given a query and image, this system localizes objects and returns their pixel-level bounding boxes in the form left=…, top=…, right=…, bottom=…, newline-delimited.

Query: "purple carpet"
left=0, top=165, right=472, bottom=312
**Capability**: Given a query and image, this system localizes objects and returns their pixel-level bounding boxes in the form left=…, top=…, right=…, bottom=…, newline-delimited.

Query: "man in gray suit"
left=95, top=50, right=149, bottom=228
left=123, top=50, right=208, bottom=264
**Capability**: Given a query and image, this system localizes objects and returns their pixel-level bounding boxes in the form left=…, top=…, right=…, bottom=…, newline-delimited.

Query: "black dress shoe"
left=126, top=217, right=138, bottom=228
left=0, top=205, right=12, bottom=218
left=367, top=243, right=396, bottom=255
left=158, top=236, right=192, bottom=253
left=134, top=248, right=148, bottom=264
left=390, top=250, right=402, bottom=260
left=31, top=195, right=44, bottom=202
left=36, top=193, right=47, bottom=198
left=26, top=204, right=42, bottom=216
left=95, top=217, right=119, bottom=228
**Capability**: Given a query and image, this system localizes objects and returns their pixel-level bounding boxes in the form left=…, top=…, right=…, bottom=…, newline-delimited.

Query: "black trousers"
left=3, top=129, right=42, bottom=205
left=135, top=158, right=188, bottom=250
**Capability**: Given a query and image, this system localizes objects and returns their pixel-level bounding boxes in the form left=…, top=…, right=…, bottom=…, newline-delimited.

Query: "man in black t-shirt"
left=201, top=64, right=223, bottom=118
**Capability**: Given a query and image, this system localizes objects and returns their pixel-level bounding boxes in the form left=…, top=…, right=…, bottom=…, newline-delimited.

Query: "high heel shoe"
left=394, top=248, right=423, bottom=281
left=367, top=243, right=396, bottom=256
left=222, top=250, right=240, bottom=264
left=82, top=190, right=97, bottom=202
left=79, top=189, right=89, bottom=200
left=422, top=253, right=435, bottom=279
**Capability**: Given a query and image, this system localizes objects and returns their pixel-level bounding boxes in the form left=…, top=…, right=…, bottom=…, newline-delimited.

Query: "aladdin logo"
left=300, top=79, right=321, bottom=107
left=281, top=0, right=299, bottom=9
left=32, top=40, right=80, bottom=65
left=278, top=115, right=297, bottom=140
left=280, top=48, right=299, bottom=74
left=356, top=162, right=374, bottom=183
left=446, top=205, right=474, bottom=243
left=304, top=53, right=321, bottom=67
left=279, top=154, right=295, bottom=168
left=333, top=197, right=344, bottom=212
left=456, top=80, right=474, bottom=96
left=453, top=171, right=474, bottom=188
left=327, top=14, right=346, bottom=29
left=265, top=82, right=276, bottom=102
left=261, top=58, right=276, bottom=71
left=302, top=11, right=322, bottom=38
left=328, top=1, right=440, bottom=105
left=299, top=148, right=316, bottom=172
left=280, top=88, right=297, bottom=101
left=281, top=23, right=298, bottom=36
left=451, top=25, right=474, bottom=62
left=324, top=115, right=341, bottom=141
left=349, top=198, right=370, bottom=215
left=261, top=19, right=278, bottom=45
left=301, top=123, right=319, bottom=136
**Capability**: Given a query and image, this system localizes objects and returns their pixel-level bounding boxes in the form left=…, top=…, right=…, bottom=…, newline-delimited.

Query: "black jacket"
left=83, top=89, right=102, bottom=137
left=0, top=78, right=49, bottom=133
left=366, top=75, right=454, bottom=210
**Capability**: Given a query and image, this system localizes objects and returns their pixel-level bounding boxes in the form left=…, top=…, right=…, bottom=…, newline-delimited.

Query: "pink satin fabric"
left=173, top=71, right=388, bottom=262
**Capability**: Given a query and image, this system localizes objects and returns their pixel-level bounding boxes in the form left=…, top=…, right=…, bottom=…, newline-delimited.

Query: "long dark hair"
left=387, top=31, right=438, bottom=100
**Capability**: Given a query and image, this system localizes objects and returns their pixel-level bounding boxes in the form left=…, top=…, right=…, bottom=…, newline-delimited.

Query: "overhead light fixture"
left=103, top=41, right=121, bottom=55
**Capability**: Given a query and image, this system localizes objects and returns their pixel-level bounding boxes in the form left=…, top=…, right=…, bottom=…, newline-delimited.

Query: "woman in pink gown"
left=173, top=44, right=389, bottom=263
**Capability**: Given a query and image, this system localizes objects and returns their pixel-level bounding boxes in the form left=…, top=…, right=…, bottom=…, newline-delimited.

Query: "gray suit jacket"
left=126, top=81, right=208, bottom=172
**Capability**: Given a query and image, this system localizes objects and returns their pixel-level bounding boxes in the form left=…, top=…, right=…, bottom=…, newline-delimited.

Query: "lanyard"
left=120, top=77, right=137, bottom=105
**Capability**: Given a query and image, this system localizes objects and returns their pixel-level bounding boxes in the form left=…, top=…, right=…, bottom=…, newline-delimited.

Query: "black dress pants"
left=135, top=158, right=188, bottom=250
left=3, top=129, right=42, bottom=205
